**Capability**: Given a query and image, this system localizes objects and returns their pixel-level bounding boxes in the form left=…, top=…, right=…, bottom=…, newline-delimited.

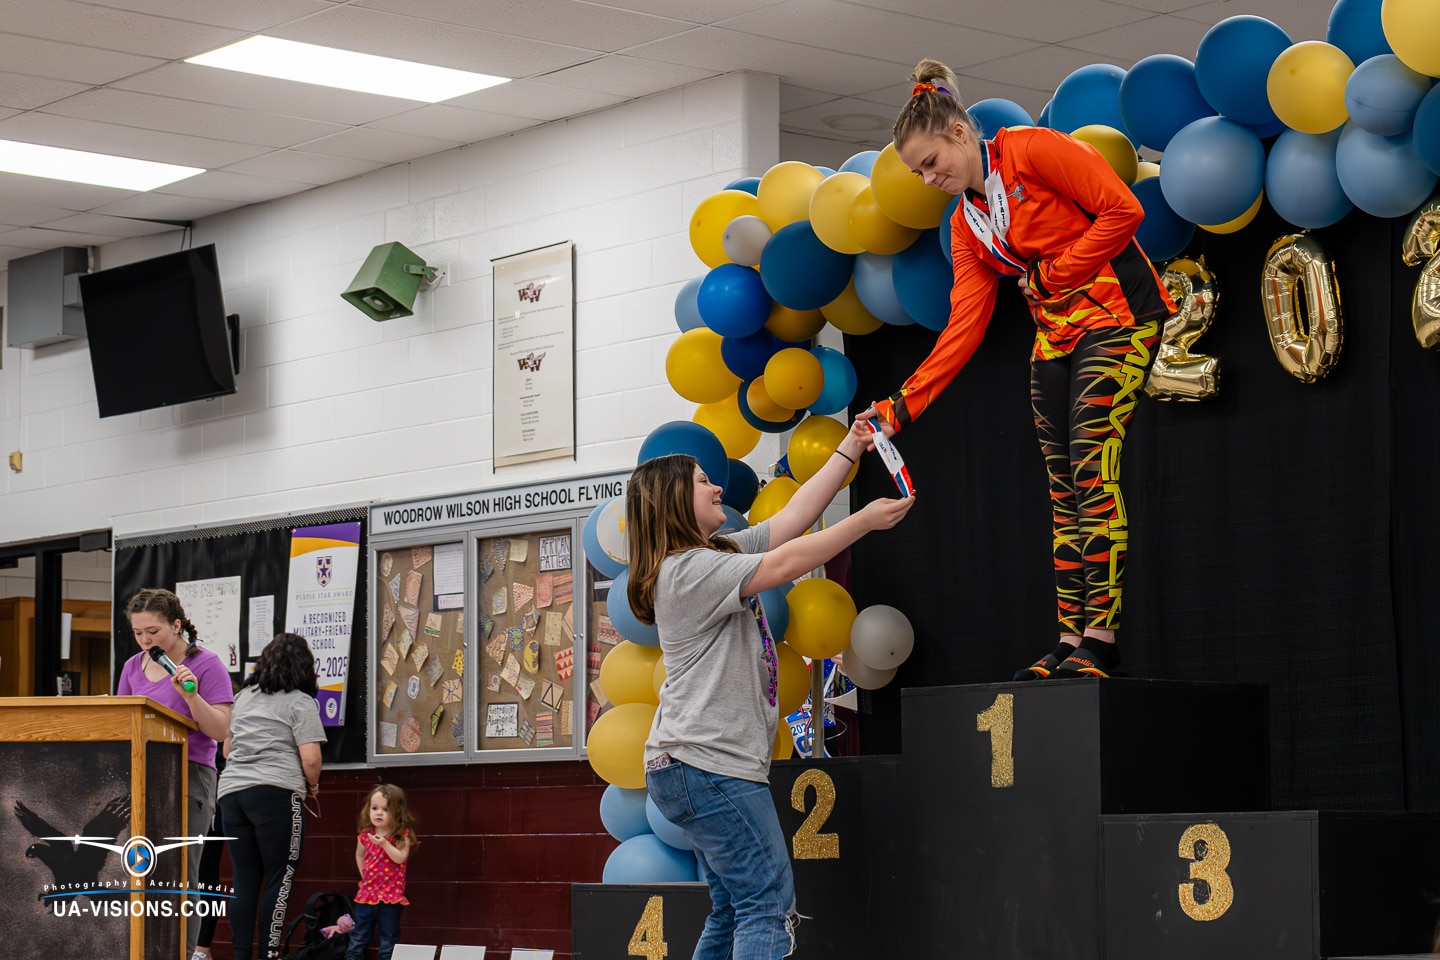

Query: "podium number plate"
left=1178, top=823, right=1234, bottom=921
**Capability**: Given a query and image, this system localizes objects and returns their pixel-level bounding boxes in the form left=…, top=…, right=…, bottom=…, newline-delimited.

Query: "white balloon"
left=839, top=647, right=898, bottom=689
left=847, top=604, right=914, bottom=670
left=722, top=215, right=772, bottom=267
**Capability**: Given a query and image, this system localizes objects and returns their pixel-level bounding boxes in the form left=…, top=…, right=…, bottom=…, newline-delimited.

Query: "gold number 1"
left=976, top=693, right=1015, bottom=788
left=627, top=894, right=667, bottom=959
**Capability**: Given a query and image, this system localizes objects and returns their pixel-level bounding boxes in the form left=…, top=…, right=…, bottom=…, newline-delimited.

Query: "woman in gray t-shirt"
left=630, top=431, right=913, bottom=959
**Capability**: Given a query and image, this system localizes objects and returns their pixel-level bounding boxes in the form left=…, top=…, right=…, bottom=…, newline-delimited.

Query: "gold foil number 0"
left=976, top=693, right=1015, bottom=788
left=790, top=769, right=840, bottom=859
left=627, top=895, right=668, bottom=959
left=1177, top=823, right=1234, bottom=921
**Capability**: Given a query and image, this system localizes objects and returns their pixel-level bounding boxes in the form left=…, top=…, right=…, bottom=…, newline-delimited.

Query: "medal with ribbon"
left=961, top=139, right=1028, bottom=277
left=747, top=594, right=779, bottom=707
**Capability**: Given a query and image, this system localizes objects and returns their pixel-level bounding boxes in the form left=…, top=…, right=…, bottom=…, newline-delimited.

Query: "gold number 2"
left=627, top=894, right=667, bottom=959
left=790, top=769, right=840, bottom=859
left=976, top=693, right=1015, bottom=788
left=1177, top=823, right=1234, bottom=921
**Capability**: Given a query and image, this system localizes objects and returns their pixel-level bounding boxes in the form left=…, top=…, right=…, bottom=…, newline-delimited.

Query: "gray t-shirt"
left=217, top=687, right=327, bottom=799
left=645, top=521, right=775, bottom=784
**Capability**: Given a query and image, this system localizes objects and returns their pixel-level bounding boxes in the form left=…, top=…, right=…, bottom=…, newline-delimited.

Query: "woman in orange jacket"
left=858, top=58, right=1176, bottom=680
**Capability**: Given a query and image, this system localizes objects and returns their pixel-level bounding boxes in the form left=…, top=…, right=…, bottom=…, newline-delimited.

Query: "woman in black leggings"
left=217, top=634, right=327, bottom=960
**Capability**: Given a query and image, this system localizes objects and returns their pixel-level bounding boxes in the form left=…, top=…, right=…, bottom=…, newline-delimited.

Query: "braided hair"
left=126, top=588, right=200, bottom=657
left=893, top=58, right=978, bottom=149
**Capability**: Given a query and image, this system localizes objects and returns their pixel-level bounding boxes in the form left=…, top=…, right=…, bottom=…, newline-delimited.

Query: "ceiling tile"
left=0, top=112, right=273, bottom=168
left=82, top=0, right=332, bottom=32
left=572, top=0, right=779, bottom=22
left=1061, top=14, right=1212, bottom=61
left=781, top=96, right=895, bottom=144
left=221, top=150, right=387, bottom=185
left=87, top=193, right=238, bottom=221
left=38, top=213, right=180, bottom=237
left=1171, top=0, right=1331, bottom=42
left=0, top=171, right=137, bottom=211
left=155, top=170, right=316, bottom=203
left=1101, top=0, right=1208, bottom=12
left=779, top=84, right=835, bottom=113
left=448, top=79, right=627, bottom=121
left=0, top=225, right=127, bottom=247
left=0, top=33, right=164, bottom=85
left=0, top=72, right=93, bottom=111
left=39, top=89, right=352, bottom=148
left=355, top=0, right=695, bottom=52
left=0, top=199, right=84, bottom=228
left=959, top=44, right=1125, bottom=95
left=536, top=56, right=717, bottom=99
left=845, top=0, right=1148, bottom=44
left=297, top=127, right=465, bottom=165
left=365, top=104, right=536, bottom=144
left=0, top=0, right=245, bottom=59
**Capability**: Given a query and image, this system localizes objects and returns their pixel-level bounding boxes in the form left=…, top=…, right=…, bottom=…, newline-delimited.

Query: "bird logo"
left=14, top=796, right=130, bottom=898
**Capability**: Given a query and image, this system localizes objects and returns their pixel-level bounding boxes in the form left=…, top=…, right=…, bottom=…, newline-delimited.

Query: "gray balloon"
left=848, top=604, right=914, bottom=670
left=840, top=647, right=898, bottom=689
left=722, top=215, right=772, bottom=267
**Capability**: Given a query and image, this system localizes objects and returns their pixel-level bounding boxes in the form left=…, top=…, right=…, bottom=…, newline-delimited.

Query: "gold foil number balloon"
left=1260, top=234, right=1343, bottom=383
left=1145, top=256, right=1221, bottom=401
left=1401, top=197, right=1440, bottom=350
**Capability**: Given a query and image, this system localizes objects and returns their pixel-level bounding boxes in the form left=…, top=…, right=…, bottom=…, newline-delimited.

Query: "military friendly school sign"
left=371, top=473, right=629, bottom=535
left=284, top=521, right=361, bottom=726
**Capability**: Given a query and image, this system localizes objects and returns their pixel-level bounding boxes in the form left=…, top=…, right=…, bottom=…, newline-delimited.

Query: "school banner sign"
left=285, top=522, right=361, bottom=726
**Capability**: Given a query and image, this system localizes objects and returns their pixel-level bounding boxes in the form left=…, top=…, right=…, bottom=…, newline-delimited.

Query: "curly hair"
left=126, top=588, right=200, bottom=657
left=244, top=632, right=318, bottom=697
left=893, top=58, right=979, bottom=148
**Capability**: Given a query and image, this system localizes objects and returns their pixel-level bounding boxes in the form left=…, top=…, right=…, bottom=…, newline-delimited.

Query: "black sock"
left=1068, top=636, right=1120, bottom=671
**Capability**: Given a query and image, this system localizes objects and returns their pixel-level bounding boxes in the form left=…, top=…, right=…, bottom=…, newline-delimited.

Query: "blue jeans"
left=647, top=761, right=796, bottom=960
left=346, top=902, right=403, bottom=960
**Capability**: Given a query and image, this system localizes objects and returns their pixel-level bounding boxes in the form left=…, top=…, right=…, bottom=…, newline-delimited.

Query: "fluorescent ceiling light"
left=0, top=140, right=203, bottom=191
left=187, top=36, right=510, bottom=102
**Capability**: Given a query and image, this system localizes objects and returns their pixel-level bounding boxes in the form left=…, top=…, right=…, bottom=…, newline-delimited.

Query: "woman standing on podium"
left=116, top=587, right=235, bottom=960
left=858, top=58, right=1175, bottom=680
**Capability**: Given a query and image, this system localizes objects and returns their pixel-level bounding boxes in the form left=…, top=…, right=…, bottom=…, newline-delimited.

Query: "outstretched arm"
left=744, top=495, right=915, bottom=596
left=765, top=419, right=871, bottom=546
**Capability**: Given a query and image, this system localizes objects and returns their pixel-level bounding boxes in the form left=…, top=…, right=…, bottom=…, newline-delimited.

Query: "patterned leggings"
left=1031, top=320, right=1160, bottom=637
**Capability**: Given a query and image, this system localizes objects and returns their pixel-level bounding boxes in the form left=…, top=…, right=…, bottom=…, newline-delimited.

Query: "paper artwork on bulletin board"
left=492, top=241, right=575, bottom=467
left=175, top=575, right=243, bottom=673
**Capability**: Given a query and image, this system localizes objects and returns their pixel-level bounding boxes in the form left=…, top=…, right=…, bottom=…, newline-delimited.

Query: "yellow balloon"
left=1199, top=190, right=1263, bottom=234
left=1382, top=0, right=1440, bottom=80
left=772, top=711, right=794, bottom=760
left=653, top=656, right=667, bottom=700
left=1135, top=160, right=1161, bottom=181
left=690, top=190, right=762, bottom=268
left=748, top=476, right=799, bottom=525
left=765, top=303, right=826, bottom=342
left=784, top=577, right=858, bottom=660
left=694, top=393, right=760, bottom=459
left=776, top=641, right=811, bottom=716
left=870, top=142, right=952, bottom=229
left=787, top=415, right=857, bottom=485
left=763, top=347, right=825, bottom=410
left=758, top=161, right=826, bottom=230
left=809, top=171, right=869, bottom=254
left=1267, top=41, right=1353, bottom=135
left=746, top=378, right=795, bottom=423
left=666, top=328, right=741, bottom=403
left=1069, top=124, right=1138, bottom=185
left=849, top=184, right=923, bottom=255
left=822, top=278, right=885, bottom=335
left=599, top=641, right=663, bottom=707
left=585, top=702, right=657, bottom=789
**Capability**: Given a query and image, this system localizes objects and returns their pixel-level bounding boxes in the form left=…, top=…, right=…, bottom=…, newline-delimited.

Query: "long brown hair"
left=358, top=783, right=420, bottom=846
left=626, top=454, right=739, bottom=626
left=126, top=588, right=200, bottom=657
left=893, top=58, right=978, bottom=148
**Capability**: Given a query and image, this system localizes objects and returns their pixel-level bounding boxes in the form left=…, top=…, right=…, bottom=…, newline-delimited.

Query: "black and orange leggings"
left=1031, top=320, right=1160, bottom=637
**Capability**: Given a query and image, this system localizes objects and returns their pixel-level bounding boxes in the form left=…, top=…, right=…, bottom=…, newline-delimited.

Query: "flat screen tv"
left=79, top=244, right=237, bottom=418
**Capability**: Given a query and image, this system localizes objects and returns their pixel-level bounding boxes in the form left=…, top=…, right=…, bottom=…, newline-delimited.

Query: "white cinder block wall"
left=0, top=72, right=817, bottom=566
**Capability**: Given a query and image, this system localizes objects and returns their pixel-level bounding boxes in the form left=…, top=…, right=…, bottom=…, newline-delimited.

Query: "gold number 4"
left=1177, top=823, right=1234, bottom=921
left=627, top=894, right=667, bottom=959
left=790, top=768, right=840, bottom=859
left=976, top=693, right=1015, bottom=788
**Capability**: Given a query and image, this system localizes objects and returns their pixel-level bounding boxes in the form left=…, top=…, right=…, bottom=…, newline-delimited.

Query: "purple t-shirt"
left=117, top=645, right=234, bottom=768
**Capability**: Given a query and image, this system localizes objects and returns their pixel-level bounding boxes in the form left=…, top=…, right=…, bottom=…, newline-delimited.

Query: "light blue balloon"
left=807, top=345, right=857, bottom=416
left=1119, top=55, right=1215, bottom=152
left=608, top=567, right=659, bottom=646
left=603, top=833, right=698, bottom=882
left=893, top=227, right=953, bottom=332
left=853, top=253, right=914, bottom=326
left=599, top=785, right=651, bottom=842
left=1194, top=15, right=1292, bottom=126
left=1327, top=0, right=1392, bottom=67
left=838, top=150, right=879, bottom=176
left=674, top=276, right=705, bottom=332
left=1335, top=122, right=1438, bottom=218
left=1345, top=55, right=1432, bottom=137
left=816, top=166, right=837, bottom=177
left=645, top=795, right=694, bottom=851
left=1265, top=129, right=1353, bottom=229
left=1158, top=116, right=1265, bottom=225
left=967, top=98, right=1034, bottom=137
left=583, top=497, right=627, bottom=580
left=1130, top=177, right=1195, bottom=262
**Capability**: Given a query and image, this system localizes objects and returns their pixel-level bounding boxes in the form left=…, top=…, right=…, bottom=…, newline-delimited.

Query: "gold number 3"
left=1177, top=823, right=1234, bottom=921
left=790, top=769, right=840, bottom=859
left=976, top=693, right=1015, bottom=788
left=627, top=895, right=668, bottom=959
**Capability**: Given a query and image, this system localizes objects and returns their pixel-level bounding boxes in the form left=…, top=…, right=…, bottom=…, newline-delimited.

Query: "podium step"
left=1102, top=811, right=1440, bottom=960
left=572, top=883, right=711, bottom=960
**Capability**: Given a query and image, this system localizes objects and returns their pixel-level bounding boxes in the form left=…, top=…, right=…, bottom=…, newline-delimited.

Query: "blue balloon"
left=1327, top=0, right=1392, bottom=67
left=736, top=377, right=805, bottom=433
left=1416, top=85, right=1440, bottom=177
left=608, top=567, right=659, bottom=646
left=838, top=150, right=879, bottom=176
left=674, top=275, right=705, bottom=332
left=1265, top=128, right=1353, bottom=228
left=717, top=504, right=750, bottom=535
left=1049, top=64, right=1133, bottom=143
left=938, top=194, right=961, bottom=265
left=600, top=785, right=651, bottom=842
left=583, top=497, right=627, bottom=579
left=720, top=329, right=782, bottom=380
left=603, top=833, right=698, bottom=883
left=807, top=345, right=857, bottom=416
left=1346, top=55, right=1433, bottom=137
left=1130, top=177, right=1195, bottom=262
left=759, top=221, right=857, bottom=311
left=1159, top=117, right=1265, bottom=225
left=697, top=263, right=771, bottom=338
left=816, top=166, right=837, bottom=177
left=1118, top=54, right=1216, bottom=152
left=724, top=176, right=761, bottom=195
left=1335, top=122, right=1438, bottom=218
left=757, top=582, right=792, bottom=643
left=1194, top=16, right=1292, bottom=126
left=645, top=794, right=694, bottom=851
left=1037, top=98, right=1054, bottom=129
left=722, top=458, right=759, bottom=513
left=638, top=420, right=729, bottom=493
left=893, top=227, right=954, bottom=332
left=1240, top=116, right=1286, bottom=140
left=967, top=98, right=1034, bottom=137
left=853, top=253, right=914, bottom=325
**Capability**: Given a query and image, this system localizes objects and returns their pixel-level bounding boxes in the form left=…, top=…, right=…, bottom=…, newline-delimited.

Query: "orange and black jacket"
left=873, top=126, right=1176, bottom=430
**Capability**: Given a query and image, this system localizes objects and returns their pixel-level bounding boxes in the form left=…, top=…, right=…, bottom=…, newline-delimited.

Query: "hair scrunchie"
left=911, top=82, right=955, bottom=99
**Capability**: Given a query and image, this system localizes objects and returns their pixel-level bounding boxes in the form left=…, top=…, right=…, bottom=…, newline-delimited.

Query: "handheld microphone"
left=148, top=646, right=196, bottom=693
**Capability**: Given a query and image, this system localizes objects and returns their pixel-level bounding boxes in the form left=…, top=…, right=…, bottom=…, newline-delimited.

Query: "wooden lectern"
left=0, top=696, right=194, bottom=960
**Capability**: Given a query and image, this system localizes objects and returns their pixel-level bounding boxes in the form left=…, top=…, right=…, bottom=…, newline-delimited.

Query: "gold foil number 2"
left=790, top=769, right=840, bottom=859
left=627, top=895, right=667, bottom=959
left=976, top=693, right=1015, bottom=788
left=1177, top=823, right=1234, bottom=921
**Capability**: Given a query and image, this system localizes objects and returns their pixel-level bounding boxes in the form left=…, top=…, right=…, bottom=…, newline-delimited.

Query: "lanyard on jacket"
left=961, top=139, right=1027, bottom=277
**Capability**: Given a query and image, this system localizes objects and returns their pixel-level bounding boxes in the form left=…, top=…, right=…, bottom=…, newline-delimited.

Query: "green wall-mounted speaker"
left=341, top=242, right=436, bottom=321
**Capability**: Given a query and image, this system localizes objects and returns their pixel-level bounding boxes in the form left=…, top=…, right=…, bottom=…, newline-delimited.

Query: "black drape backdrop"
left=848, top=201, right=1440, bottom=812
